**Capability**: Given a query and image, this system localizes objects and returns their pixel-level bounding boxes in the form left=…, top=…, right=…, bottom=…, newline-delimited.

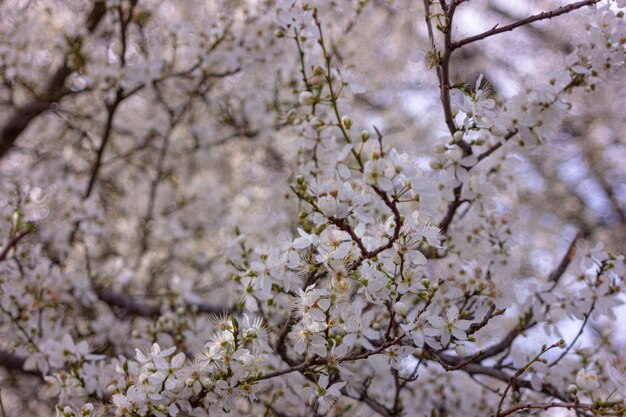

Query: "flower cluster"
left=0, top=1, right=625, bottom=417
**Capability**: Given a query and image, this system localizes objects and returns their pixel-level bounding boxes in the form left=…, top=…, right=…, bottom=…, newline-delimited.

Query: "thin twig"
left=451, top=0, right=600, bottom=51
left=0, top=231, right=31, bottom=261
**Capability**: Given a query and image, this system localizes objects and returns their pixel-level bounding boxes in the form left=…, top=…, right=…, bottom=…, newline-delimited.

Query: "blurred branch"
left=547, top=232, right=580, bottom=287
left=0, top=350, right=42, bottom=379
left=0, top=230, right=31, bottom=262
left=0, top=0, right=107, bottom=160
left=437, top=354, right=573, bottom=402
left=93, top=285, right=232, bottom=317
left=441, top=235, right=579, bottom=369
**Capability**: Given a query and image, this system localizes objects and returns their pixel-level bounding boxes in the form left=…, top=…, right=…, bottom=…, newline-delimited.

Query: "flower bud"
left=341, top=116, right=352, bottom=130
left=455, top=344, right=468, bottom=356
left=490, top=126, right=507, bottom=137
left=274, top=30, right=285, bottom=38
left=310, top=117, right=324, bottom=128
left=430, top=144, right=447, bottom=154
left=450, top=104, right=459, bottom=117
left=299, top=91, right=319, bottom=106
left=296, top=175, right=305, bottom=185
left=568, top=384, right=578, bottom=394
left=453, top=130, right=464, bottom=142
left=313, top=65, right=325, bottom=76
left=360, top=130, right=370, bottom=142
left=393, top=301, right=408, bottom=317
left=429, top=158, right=444, bottom=170
left=81, top=404, right=95, bottom=417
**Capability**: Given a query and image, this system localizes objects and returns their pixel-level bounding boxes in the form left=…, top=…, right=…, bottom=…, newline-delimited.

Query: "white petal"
left=172, top=352, right=186, bottom=368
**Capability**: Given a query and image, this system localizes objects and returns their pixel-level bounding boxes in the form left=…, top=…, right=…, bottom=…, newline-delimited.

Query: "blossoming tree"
left=0, top=0, right=625, bottom=416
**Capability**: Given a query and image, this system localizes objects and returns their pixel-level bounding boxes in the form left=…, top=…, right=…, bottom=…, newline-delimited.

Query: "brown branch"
left=497, top=402, right=593, bottom=417
left=84, top=1, right=142, bottom=198
left=476, top=130, right=518, bottom=163
left=83, top=83, right=143, bottom=199
left=0, top=350, right=42, bottom=379
left=547, top=232, right=580, bottom=287
left=0, top=0, right=107, bottom=160
left=436, top=354, right=572, bottom=403
left=466, top=304, right=499, bottom=336
left=436, top=1, right=600, bottom=236
left=347, top=388, right=395, bottom=417
left=253, top=335, right=405, bottom=383
left=550, top=301, right=594, bottom=368
left=451, top=0, right=600, bottom=51
left=0, top=231, right=31, bottom=262
left=93, top=285, right=230, bottom=317
left=495, top=341, right=562, bottom=416
left=353, top=187, right=403, bottom=268
left=450, top=235, right=579, bottom=369
left=438, top=185, right=464, bottom=234
left=422, top=0, right=471, bottom=153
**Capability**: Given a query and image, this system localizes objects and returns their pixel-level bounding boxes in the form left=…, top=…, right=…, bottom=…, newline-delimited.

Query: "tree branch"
left=0, top=350, right=42, bottom=379
left=93, top=285, right=230, bottom=317
left=0, top=0, right=107, bottom=160
left=451, top=0, right=600, bottom=51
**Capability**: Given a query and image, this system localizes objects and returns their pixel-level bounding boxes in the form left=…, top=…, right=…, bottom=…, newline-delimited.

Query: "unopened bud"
left=81, top=404, right=94, bottom=417
left=313, top=65, right=325, bottom=76
left=393, top=301, right=408, bottom=317
left=455, top=344, right=468, bottom=356
left=342, top=116, right=352, bottom=130
left=450, top=104, right=459, bottom=117
left=568, top=384, right=578, bottom=394
left=274, top=30, right=285, bottom=38
left=360, top=130, right=370, bottom=142
left=296, top=175, right=305, bottom=185
left=490, top=126, right=507, bottom=137
left=299, top=91, right=319, bottom=106
left=311, top=117, right=324, bottom=128
left=453, top=131, right=464, bottom=142
left=431, top=144, right=447, bottom=154
left=429, top=158, right=444, bottom=170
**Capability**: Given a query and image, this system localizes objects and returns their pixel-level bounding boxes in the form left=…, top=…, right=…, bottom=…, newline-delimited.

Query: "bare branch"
left=0, top=231, right=32, bottom=262
left=93, top=285, right=230, bottom=317
left=497, top=401, right=593, bottom=417
left=0, top=350, right=42, bottom=379
left=451, top=0, right=600, bottom=51
left=0, top=0, right=107, bottom=160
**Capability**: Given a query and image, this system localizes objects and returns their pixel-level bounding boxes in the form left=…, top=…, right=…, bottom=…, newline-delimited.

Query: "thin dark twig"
left=451, top=0, right=600, bottom=51
left=0, top=231, right=31, bottom=261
